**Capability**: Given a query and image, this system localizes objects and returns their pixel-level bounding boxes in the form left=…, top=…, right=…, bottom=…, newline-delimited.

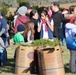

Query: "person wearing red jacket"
left=14, top=6, right=30, bottom=34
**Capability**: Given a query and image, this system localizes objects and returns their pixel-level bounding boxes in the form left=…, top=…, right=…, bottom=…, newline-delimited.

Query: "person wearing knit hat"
left=17, top=6, right=27, bottom=16
left=13, top=24, right=25, bottom=44
left=14, top=6, right=30, bottom=34
left=13, top=24, right=26, bottom=60
left=17, top=24, right=25, bottom=32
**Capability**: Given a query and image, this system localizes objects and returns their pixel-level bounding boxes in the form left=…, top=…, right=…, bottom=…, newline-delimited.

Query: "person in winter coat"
left=14, top=6, right=30, bottom=34
left=65, top=16, right=76, bottom=73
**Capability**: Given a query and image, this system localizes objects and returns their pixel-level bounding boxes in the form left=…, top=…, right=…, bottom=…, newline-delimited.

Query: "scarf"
left=42, top=19, right=48, bottom=31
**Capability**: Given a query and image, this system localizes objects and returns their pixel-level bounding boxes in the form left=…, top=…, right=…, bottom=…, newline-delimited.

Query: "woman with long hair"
left=30, top=10, right=39, bottom=40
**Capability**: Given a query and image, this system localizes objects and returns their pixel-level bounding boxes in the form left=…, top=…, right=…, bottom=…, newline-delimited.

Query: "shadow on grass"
left=0, top=58, right=15, bottom=74
left=64, top=63, right=70, bottom=73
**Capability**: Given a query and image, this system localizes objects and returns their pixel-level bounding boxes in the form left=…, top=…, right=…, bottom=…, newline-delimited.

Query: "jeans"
left=0, top=49, right=7, bottom=66
left=70, top=50, right=76, bottom=73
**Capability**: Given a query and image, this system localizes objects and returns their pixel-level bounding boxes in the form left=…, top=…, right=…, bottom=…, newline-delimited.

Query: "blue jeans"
left=0, top=49, right=7, bottom=66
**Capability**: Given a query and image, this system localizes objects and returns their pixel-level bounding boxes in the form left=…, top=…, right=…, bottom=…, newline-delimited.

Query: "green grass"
left=0, top=44, right=76, bottom=75
left=0, top=44, right=15, bottom=75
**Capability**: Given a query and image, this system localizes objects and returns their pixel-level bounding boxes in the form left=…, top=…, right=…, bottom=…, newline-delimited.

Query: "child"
left=13, top=24, right=25, bottom=60
left=13, top=24, right=25, bottom=44
left=0, top=37, right=7, bottom=66
left=37, top=10, right=54, bottom=40
left=23, top=21, right=34, bottom=43
left=65, top=16, right=76, bottom=73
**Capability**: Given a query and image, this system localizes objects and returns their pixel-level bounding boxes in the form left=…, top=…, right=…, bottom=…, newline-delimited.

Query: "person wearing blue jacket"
left=65, top=16, right=76, bottom=73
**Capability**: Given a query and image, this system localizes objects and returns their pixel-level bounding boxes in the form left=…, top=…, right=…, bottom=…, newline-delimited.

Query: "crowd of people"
left=0, top=1, right=76, bottom=74
left=13, top=2, right=64, bottom=44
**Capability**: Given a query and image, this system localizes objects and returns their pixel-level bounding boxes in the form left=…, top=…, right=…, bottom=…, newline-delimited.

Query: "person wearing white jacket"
left=65, top=16, right=76, bottom=73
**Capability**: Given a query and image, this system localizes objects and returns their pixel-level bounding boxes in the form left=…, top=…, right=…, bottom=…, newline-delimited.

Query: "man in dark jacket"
left=51, top=2, right=63, bottom=40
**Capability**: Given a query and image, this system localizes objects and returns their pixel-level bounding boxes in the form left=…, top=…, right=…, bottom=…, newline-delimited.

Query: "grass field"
left=0, top=43, right=76, bottom=75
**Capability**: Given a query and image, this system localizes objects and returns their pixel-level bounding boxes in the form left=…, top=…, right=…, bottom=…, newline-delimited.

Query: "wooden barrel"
left=37, top=50, right=43, bottom=75
left=37, top=46, right=65, bottom=75
left=15, top=46, right=35, bottom=74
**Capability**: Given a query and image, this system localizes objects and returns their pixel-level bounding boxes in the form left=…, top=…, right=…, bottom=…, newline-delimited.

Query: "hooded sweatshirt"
left=65, top=23, right=76, bottom=50
left=14, top=16, right=30, bottom=33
